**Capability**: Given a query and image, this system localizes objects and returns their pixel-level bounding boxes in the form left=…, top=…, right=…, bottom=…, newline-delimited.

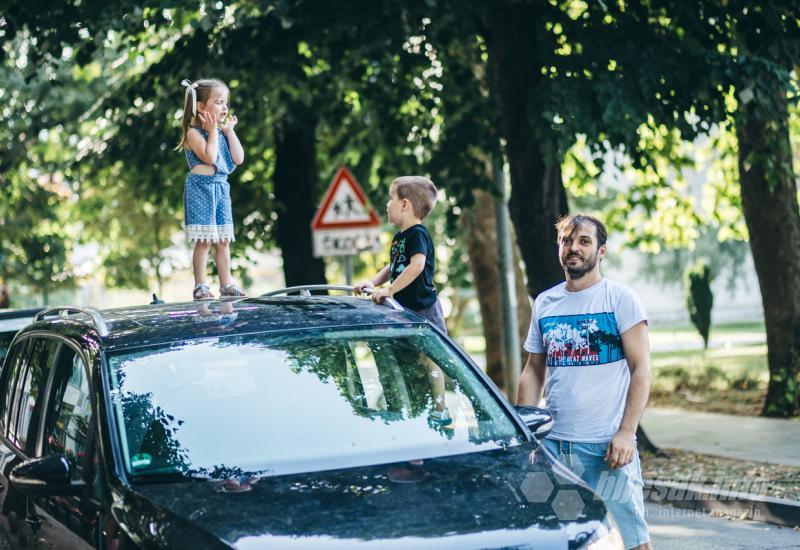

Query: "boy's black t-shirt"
left=389, top=224, right=437, bottom=310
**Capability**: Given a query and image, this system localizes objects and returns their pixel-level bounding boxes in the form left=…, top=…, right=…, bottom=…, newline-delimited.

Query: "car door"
left=0, top=338, right=32, bottom=546
left=22, top=342, right=99, bottom=549
left=0, top=335, right=75, bottom=549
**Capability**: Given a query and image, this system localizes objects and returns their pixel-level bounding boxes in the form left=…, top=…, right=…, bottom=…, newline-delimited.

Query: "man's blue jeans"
left=542, top=438, right=650, bottom=549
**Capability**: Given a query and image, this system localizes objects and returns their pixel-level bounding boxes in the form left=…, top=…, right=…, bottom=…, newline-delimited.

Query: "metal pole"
left=343, top=256, right=354, bottom=286
left=493, top=157, right=521, bottom=401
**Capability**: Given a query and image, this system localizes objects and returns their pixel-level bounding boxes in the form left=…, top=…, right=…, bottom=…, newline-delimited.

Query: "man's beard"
left=562, top=252, right=599, bottom=279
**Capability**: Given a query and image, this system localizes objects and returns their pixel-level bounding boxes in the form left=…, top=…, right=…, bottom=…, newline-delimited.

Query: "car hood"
left=115, top=443, right=610, bottom=549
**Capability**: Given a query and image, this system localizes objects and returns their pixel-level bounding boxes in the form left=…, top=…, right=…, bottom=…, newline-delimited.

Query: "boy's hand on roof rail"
left=371, top=288, right=393, bottom=304
left=353, top=281, right=373, bottom=295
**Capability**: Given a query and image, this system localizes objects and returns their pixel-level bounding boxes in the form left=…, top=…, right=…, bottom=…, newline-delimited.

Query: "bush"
left=684, top=261, right=714, bottom=348
left=658, top=366, right=692, bottom=391
left=696, top=364, right=729, bottom=390
left=728, top=372, right=762, bottom=391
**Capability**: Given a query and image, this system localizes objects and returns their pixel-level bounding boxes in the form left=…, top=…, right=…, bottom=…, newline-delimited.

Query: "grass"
left=650, top=320, right=765, bottom=334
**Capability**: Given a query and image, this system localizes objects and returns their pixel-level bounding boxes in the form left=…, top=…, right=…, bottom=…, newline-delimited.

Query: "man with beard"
left=517, top=213, right=652, bottom=550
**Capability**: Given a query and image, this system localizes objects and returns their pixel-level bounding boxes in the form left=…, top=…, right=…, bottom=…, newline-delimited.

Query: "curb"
left=644, top=479, right=800, bottom=528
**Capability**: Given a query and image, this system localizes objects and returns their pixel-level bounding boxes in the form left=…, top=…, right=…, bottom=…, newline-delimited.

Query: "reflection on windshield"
left=107, top=327, right=522, bottom=480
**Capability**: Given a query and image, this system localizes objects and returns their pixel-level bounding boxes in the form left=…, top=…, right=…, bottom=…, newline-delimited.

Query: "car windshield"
left=106, top=326, right=523, bottom=481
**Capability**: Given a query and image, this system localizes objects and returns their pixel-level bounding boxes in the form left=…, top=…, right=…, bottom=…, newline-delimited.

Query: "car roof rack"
left=34, top=306, right=110, bottom=337
left=260, top=285, right=405, bottom=311
left=0, top=307, right=45, bottom=321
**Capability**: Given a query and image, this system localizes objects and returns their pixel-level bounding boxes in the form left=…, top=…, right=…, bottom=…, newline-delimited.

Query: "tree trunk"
left=636, top=426, right=661, bottom=456
left=486, top=3, right=568, bottom=301
left=462, top=188, right=532, bottom=391
left=273, top=105, right=327, bottom=289
left=736, top=91, right=800, bottom=417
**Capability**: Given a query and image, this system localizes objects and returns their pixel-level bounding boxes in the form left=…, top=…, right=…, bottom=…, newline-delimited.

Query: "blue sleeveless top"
left=184, top=128, right=236, bottom=177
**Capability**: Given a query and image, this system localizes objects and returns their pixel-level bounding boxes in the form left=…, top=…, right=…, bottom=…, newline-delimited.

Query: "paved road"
left=641, top=407, right=800, bottom=467
left=647, top=502, right=800, bottom=549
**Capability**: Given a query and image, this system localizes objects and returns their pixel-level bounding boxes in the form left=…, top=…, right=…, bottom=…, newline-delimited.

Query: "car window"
left=13, top=338, right=60, bottom=451
left=0, top=331, right=17, bottom=366
left=43, top=349, right=92, bottom=481
left=0, top=339, right=29, bottom=438
left=107, top=326, right=523, bottom=480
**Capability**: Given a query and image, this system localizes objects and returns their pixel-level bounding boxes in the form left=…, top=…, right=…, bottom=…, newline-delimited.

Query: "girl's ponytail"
left=175, top=78, right=229, bottom=150
left=175, top=80, right=198, bottom=150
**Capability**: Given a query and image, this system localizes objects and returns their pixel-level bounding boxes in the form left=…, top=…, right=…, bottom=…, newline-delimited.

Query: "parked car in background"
left=0, top=308, right=43, bottom=365
left=0, top=287, right=622, bottom=549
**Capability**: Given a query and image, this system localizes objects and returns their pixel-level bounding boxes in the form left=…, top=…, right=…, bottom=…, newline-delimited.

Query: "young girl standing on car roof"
left=177, top=78, right=246, bottom=300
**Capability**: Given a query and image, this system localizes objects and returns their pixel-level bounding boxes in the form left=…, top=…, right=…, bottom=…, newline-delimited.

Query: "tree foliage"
left=2, top=0, right=800, bottom=413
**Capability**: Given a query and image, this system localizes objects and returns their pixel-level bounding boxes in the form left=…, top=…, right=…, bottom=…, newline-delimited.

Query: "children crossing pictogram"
left=311, top=166, right=383, bottom=258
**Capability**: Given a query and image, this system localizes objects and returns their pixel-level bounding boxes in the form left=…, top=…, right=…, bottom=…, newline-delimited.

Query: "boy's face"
left=386, top=184, right=406, bottom=226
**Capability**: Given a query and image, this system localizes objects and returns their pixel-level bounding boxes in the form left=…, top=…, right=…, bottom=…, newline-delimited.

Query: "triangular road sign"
left=311, top=166, right=381, bottom=230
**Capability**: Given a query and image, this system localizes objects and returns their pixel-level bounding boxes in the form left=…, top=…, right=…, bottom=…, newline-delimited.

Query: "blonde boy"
left=355, top=176, right=446, bottom=332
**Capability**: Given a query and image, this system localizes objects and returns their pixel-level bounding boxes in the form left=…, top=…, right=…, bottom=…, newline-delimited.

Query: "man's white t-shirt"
left=523, top=278, right=647, bottom=443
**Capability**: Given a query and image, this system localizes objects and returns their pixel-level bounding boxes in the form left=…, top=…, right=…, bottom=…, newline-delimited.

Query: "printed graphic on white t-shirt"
left=540, top=312, right=623, bottom=367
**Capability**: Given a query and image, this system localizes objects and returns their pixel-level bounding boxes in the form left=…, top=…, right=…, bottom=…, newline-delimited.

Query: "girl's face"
left=198, top=89, right=229, bottom=124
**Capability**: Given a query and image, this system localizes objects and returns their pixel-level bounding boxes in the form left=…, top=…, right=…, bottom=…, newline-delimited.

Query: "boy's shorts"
left=541, top=438, right=650, bottom=550
left=412, top=300, right=447, bottom=334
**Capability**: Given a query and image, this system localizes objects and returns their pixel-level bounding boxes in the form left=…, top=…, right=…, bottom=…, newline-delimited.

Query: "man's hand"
left=221, top=114, right=238, bottom=132
left=353, top=281, right=373, bottom=296
left=371, top=287, right=392, bottom=303
left=605, top=429, right=636, bottom=469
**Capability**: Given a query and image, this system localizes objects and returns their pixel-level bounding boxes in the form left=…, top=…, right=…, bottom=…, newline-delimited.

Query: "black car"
left=0, top=286, right=622, bottom=549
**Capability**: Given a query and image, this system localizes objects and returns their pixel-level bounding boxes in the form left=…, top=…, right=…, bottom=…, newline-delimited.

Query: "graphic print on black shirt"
left=389, top=224, right=437, bottom=310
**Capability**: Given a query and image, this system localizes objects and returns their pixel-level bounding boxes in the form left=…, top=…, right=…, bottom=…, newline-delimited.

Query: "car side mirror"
left=514, top=405, right=553, bottom=439
left=10, top=455, right=86, bottom=498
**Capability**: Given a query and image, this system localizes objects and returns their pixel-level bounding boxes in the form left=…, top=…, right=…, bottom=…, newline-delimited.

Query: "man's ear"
left=598, top=244, right=607, bottom=260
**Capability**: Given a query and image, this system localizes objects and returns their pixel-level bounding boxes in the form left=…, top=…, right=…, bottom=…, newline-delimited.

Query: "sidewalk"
left=641, top=407, right=800, bottom=527
left=641, top=407, right=800, bottom=467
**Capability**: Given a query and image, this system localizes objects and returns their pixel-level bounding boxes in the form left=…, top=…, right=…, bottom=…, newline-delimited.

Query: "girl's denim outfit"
left=184, top=128, right=237, bottom=243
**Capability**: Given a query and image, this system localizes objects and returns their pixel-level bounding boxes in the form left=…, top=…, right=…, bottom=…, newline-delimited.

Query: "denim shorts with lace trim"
left=542, top=437, right=650, bottom=549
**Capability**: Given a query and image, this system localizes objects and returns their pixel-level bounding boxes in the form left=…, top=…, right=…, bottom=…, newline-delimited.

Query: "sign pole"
left=342, top=256, right=354, bottom=286
left=494, top=157, right=521, bottom=401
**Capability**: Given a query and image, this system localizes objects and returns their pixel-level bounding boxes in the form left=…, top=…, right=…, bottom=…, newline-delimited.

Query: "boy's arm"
left=372, top=254, right=425, bottom=302
left=354, top=265, right=390, bottom=294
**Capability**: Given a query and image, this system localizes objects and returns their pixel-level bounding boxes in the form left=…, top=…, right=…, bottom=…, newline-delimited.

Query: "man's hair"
left=392, top=176, right=438, bottom=219
left=555, top=213, right=608, bottom=247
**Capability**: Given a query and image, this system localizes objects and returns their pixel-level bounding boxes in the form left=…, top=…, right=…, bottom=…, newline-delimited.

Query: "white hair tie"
left=181, top=79, right=199, bottom=116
